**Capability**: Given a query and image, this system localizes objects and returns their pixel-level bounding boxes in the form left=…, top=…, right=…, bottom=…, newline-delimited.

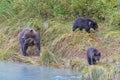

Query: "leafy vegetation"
left=0, top=0, right=120, bottom=79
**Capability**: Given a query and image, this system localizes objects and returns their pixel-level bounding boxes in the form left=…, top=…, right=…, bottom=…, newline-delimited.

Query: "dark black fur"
left=72, top=17, right=98, bottom=33
left=87, top=48, right=101, bottom=65
left=19, top=28, right=40, bottom=56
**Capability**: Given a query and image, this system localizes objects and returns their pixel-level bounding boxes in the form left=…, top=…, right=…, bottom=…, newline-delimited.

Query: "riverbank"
left=0, top=0, right=120, bottom=79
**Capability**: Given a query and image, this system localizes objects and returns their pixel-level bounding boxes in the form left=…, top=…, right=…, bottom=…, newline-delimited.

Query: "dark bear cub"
left=86, top=48, right=101, bottom=65
left=19, top=28, right=40, bottom=56
left=72, top=17, right=98, bottom=33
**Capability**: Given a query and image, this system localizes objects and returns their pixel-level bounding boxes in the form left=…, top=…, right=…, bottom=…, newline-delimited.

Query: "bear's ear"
left=30, top=29, right=33, bottom=33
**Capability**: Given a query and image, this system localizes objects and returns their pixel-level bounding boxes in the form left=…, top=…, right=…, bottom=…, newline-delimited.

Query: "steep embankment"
left=0, top=0, right=120, bottom=79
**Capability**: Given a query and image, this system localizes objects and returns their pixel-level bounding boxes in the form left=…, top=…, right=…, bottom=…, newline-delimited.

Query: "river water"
left=0, top=62, right=81, bottom=80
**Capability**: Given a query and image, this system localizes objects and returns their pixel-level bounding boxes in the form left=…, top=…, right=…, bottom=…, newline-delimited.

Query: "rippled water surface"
left=0, top=62, right=81, bottom=80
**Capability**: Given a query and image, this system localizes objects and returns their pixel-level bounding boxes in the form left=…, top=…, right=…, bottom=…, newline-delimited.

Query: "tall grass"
left=0, top=0, right=118, bottom=20
left=0, top=0, right=120, bottom=79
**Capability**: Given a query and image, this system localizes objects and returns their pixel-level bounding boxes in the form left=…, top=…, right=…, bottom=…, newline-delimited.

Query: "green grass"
left=0, top=0, right=120, bottom=79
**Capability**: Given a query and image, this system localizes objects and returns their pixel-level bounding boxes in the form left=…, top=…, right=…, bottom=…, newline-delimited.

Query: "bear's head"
left=89, top=21, right=98, bottom=31
left=22, top=28, right=36, bottom=40
left=72, top=26, right=78, bottom=31
left=93, top=49, right=101, bottom=62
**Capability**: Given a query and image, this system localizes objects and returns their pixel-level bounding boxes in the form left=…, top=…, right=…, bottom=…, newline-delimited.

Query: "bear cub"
left=87, top=48, right=101, bottom=65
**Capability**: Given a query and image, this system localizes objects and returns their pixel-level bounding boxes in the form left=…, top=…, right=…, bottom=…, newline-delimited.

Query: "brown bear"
left=19, top=28, right=40, bottom=56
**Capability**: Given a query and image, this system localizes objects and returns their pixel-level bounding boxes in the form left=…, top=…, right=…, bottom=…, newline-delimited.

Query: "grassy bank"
left=0, top=0, right=120, bottom=79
